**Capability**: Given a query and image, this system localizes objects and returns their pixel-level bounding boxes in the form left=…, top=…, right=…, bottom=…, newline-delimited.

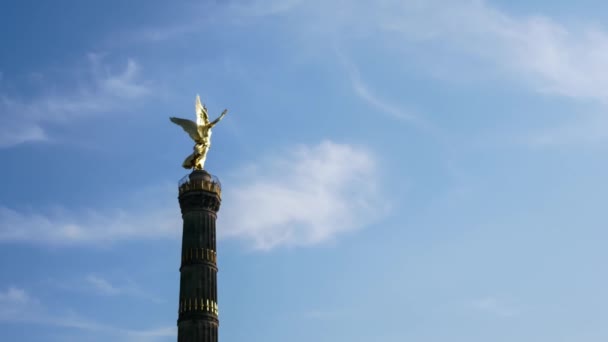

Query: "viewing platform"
left=178, top=170, right=222, bottom=198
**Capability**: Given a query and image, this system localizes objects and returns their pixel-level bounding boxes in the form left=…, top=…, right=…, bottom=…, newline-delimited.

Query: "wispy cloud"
left=224, top=0, right=608, bottom=109
left=316, top=0, right=608, bottom=103
left=228, top=0, right=303, bottom=17
left=0, top=286, right=41, bottom=322
left=125, top=327, right=176, bottom=342
left=527, top=114, right=608, bottom=147
left=221, top=140, right=387, bottom=250
left=94, top=57, right=149, bottom=99
left=85, top=275, right=122, bottom=296
left=343, top=57, right=419, bottom=123
left=0, top=286, right=32, bottom=306
left=121, top=0, right=303, bottom=45
left=127, top=24, right=199, bottom=43
left=55, top=274, right=165, bottom=303
left=0, top=286, right=174, bottom=341
left=0, top=55, right=151, bottom=148
left=0, top=185, right=179, bottom=245
left=0, top=124, right=47, bottom=146
left=111, top=1, right=608, bottom=146
left=284, top=0, right=608, bottom=145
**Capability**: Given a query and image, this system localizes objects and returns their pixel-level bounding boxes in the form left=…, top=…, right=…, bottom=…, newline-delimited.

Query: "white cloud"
left=220, top=140, right=386, bottom=250
left=0, top=141, right=384, bottom=249
left=0, top=55, right=150, bottom=148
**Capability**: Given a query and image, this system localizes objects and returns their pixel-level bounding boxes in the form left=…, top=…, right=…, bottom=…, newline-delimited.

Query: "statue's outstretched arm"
left=196, top=95, right=210, bottom=125
left=209, top=109, right=227, bottom=127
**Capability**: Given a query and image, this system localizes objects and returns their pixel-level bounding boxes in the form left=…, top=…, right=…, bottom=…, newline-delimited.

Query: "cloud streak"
left=0, top=185, right=180, bottom=245
left=0, top=286, right=174, bottom=342
left=54, top=274, right=165, bottom=303
left=85, top=274, right=122, bottom=296
left=0, top=286, right=32, bottom=306
left=342, top=57, right=419, bottom=123
left=0, top=55, right=151, bottom=148
left=222, top=0, right=608, bottom=105
left=526, top=113, right=608, bottom=147
left=374, top=1, right=608, bottom=103
left=273, top=0, right=608, bottom=145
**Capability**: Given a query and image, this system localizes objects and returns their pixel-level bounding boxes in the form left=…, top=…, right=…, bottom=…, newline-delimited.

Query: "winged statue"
left=170, top=95, right=227, bottom=170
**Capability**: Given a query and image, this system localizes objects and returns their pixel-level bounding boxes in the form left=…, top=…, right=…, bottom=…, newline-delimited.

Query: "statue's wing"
left=170, top=117, right=200, bottom=141
left=195, top=95, right=210, bottom=126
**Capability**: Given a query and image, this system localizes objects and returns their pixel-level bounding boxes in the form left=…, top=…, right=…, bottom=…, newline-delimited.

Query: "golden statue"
left=170, top=95, right=227, bottom=170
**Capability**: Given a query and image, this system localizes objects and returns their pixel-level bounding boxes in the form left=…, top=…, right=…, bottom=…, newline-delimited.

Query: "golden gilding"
left=169, top=95, right=227, bottom=170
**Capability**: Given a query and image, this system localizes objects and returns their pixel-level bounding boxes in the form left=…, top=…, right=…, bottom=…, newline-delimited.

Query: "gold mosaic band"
left=179, top=298, right=219, bottom=316
left=182, top=248, right=217, bottom=263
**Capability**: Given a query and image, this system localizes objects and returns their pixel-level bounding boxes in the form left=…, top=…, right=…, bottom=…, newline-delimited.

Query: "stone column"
left=177, top=170, right=221, bottom=342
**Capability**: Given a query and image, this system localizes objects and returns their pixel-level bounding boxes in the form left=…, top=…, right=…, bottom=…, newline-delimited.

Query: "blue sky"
left=2, top=0, right=608, bottom=341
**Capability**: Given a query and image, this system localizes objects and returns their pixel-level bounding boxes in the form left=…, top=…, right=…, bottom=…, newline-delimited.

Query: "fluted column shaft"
left=177, top=170, right=221, bottom=342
